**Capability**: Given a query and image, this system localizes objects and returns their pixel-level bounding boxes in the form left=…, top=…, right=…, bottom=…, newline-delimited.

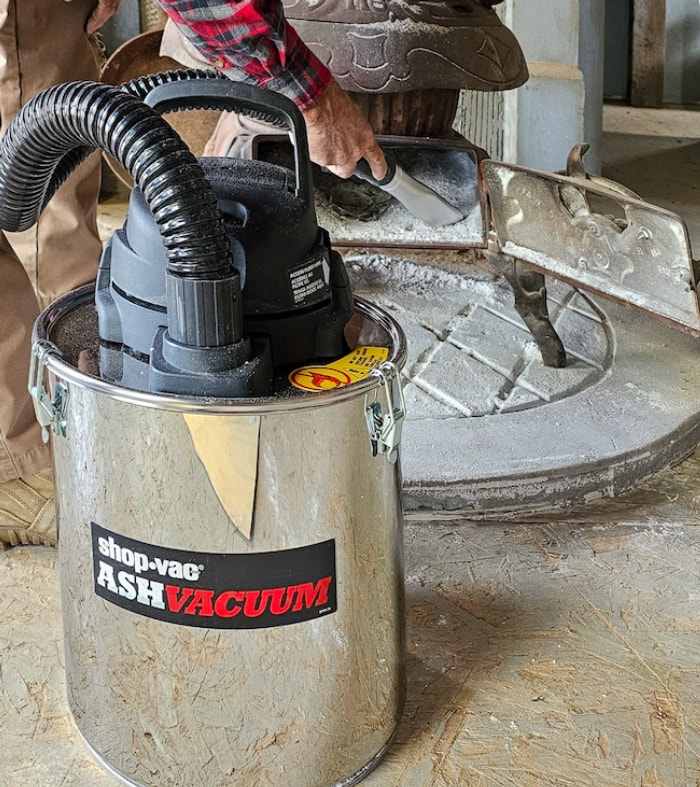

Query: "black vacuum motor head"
left=95, top=78, right=353, bottom=397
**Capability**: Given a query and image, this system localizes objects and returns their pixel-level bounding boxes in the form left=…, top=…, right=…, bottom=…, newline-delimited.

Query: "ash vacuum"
left=2, top=72, right=407, bottom=787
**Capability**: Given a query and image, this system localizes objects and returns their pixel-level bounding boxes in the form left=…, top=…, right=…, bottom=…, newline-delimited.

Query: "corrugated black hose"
left=0, top=74, right=231, bottom=279
left=4, top=69, right=287, bottom=239
left=0, top=69, right=288, bottom=350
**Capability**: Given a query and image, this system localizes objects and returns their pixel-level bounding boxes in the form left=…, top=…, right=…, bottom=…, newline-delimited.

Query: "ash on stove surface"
left=346, top=252, right=612, bottom=418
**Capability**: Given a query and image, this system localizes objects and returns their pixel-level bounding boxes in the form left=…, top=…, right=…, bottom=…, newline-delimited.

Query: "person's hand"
left=301, top=79, right=387, bottom=180
left=86, top=0, right=121, bottom=35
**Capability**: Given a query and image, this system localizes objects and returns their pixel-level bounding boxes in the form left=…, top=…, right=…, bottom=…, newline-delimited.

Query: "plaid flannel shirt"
left=158, top=1, right=331, bottom=110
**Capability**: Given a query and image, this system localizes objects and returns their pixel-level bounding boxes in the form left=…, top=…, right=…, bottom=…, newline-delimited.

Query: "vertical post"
left=630, top=0, right=667, bottom=107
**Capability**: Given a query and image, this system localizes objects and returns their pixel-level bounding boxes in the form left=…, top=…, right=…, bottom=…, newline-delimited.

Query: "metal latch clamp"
left=365, top=361, right=406, bottom=463
left=28, top=339, right=69, bottom=442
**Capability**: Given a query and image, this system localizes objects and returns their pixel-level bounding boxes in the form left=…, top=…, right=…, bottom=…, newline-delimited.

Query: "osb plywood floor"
left=393, top=461, right=700, bottom=787
left=2, top=106, right=700, bottom=786
left=2, top=452, right=700, bottom=786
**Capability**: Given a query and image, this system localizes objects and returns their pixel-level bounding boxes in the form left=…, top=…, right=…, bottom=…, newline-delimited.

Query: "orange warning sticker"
left=289, top=346, right=389, bottom=391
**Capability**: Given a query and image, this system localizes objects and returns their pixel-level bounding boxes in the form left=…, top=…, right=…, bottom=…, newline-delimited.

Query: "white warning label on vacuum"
left=290, top=255, right=329, bottom=305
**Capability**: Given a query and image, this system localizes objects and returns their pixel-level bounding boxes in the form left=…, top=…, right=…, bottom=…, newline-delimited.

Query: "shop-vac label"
left=91, top=523, right=337, bottom=629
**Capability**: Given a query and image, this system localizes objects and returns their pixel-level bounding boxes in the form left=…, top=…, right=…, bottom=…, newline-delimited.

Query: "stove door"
left=253, top=134, right=489, bottom=251
left=483, top=157, right=700, bottom=336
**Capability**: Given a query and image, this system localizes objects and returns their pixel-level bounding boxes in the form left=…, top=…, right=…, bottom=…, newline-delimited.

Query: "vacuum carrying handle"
left=354, top=149, right=397, bottom=188
left=144, top=78, right=314, bottom=204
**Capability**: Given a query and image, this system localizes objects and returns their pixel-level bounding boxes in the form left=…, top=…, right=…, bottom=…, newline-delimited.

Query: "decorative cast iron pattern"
left=282, top=0, right=528, bottom=92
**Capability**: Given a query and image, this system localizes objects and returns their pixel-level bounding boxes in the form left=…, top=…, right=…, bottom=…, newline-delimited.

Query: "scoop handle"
left=353, top=150, right=397, bottom=187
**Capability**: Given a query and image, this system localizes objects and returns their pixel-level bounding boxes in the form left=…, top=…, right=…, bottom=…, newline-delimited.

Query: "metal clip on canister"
left=366, top=361, right=406, bottom=463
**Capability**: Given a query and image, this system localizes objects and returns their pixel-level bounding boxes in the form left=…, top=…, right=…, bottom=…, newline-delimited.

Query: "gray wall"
left=603, top=0, right=631, bottom=101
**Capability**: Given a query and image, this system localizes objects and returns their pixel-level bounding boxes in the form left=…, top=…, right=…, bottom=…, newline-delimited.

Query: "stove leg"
left=488, top=251, right=567, bottom=368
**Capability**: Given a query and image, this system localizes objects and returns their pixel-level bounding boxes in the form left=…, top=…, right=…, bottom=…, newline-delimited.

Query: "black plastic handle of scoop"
left=143, top=78, right=314, bottom=205
left=354, top=149, right=397, bottom=187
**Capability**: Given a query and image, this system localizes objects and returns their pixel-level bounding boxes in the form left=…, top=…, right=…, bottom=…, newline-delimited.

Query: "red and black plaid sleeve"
left=158, top=0, right=331, bottom=110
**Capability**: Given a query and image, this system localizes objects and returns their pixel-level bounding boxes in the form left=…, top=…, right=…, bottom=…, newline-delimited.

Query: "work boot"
left=0, top=470, right=56, bottom=547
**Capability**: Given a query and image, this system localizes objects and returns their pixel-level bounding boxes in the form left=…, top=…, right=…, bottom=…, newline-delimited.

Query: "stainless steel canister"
left=31, top=286, right=407, bottom=787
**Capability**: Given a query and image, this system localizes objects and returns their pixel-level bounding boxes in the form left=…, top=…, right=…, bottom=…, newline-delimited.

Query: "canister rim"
left=33, top=286, right=407, bottom=414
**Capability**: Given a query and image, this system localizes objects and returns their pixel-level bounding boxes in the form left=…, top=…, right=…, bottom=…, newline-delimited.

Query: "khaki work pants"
left=0, top=0, right=103, bottom=482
